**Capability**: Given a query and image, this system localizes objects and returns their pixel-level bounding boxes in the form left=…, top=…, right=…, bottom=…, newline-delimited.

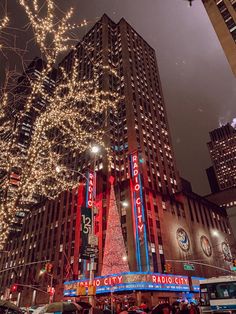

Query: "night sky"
left=2, top=0, right=236, bottom=195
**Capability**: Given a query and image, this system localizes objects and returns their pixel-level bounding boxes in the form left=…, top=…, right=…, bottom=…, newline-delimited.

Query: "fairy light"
left=101, top=180, right=130, bottom=276
left=0, top=1, right=120, bottom=249
left=0, top=16, right=9, bottom=49
left=0, top=16, right=9, bottom=31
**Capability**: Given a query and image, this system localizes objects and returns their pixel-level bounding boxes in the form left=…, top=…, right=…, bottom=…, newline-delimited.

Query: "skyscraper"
left=207, top=123, right=236, bottom=191
left=205, top=123, right=236, bottom=239
left=60, top=13, right=181, bottom=274
left=61, top=14, right=181, bottom=195
left=202, top=0, right=236, bottom=76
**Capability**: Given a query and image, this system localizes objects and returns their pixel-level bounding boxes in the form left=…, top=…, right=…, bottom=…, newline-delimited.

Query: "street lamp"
left=212, top=230, right=219, bottom=237
left=39, top=269, right=54, bottom=304
left=89, top=145, right=100, bottom=313
left=39, top=269, right=46, bottom=276
left=55, top=165, right=90, bottom=185
left=56, top=145, right=101, bottom=310
left=91, top=145, right=100, bottom=154
left=122, top=255, right=128, bottom=262
left=121, top=201, right=128, bottom=208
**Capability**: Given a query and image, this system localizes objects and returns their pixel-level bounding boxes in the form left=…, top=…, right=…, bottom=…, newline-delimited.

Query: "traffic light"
left=77, top=286, right=86, bottom=296
left=47, top=287, right=55, bottom=296
left=45, top=262, right=53, bottom=273
left=10, top=284, right=18, bottom=292
left=88, top=285, right=96, bottom=296
left=40, top=268, right=46, bottom=275
left=164, top=263, right=172, bottom=273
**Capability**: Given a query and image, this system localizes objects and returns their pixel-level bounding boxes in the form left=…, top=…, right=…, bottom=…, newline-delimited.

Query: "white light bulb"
left=91, top=145, right=99, bottom=154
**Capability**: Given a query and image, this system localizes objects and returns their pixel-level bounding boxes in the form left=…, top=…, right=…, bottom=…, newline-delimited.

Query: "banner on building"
left=80, top=207, right=92, bottom=260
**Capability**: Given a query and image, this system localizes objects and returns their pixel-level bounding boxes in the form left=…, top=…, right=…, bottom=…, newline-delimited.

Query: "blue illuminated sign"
left=130, top=152, right=150, bottom=272
left=64, top=272, right=190, bottom=297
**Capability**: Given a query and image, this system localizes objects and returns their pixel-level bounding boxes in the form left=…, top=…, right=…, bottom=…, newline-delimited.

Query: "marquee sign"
left=64, top=272, right=190, bottom=296
left=130, top=152, right=149, bottom=271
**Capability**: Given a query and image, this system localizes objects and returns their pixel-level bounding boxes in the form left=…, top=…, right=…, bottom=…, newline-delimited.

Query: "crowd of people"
left=116, top=300, right=200, bottom=314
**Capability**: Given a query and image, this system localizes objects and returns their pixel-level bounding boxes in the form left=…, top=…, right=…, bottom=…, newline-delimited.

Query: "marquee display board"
left=64, top=272, right=190, bottom=296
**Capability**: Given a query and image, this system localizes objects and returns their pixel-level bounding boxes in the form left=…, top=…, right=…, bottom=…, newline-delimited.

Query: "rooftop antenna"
left=184, top=0, right=194, bottom=6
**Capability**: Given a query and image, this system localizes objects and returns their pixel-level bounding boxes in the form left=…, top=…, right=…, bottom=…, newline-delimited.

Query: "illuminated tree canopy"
left=0, top=0, right=119, bottom=249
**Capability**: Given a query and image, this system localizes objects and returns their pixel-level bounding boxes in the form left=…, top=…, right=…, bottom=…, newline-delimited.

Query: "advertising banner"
left=80, top=207, right=92, bottom=260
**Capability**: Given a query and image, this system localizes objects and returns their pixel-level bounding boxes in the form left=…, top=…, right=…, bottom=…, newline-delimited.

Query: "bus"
left=200, top=276, right=236, bottom=314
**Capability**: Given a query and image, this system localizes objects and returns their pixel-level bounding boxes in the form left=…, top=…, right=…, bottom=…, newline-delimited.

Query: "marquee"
left=64, top=272, right=190, bottom=296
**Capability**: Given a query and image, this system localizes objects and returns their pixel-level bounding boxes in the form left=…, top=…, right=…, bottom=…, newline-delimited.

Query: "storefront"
left=64, top=272, right=201, bottom=307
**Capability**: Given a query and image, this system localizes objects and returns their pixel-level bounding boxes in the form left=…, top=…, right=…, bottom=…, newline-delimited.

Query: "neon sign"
left=75, top=275, right=123, bottom=288
left=86, top=172, right=94, bottom=208
left=152, top=274, right=188, bottom=285
left=64, top=272, right=190, bottom=296
left=130, top=152, right=149, bottom=271
left=131, top=154, right=144, bottom=234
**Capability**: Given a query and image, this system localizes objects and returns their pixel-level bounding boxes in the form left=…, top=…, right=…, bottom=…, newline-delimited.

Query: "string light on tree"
left=101, top=177, right=130, bottom=276
left=0, top=0, right=120, bottom=249
left=0, top=15, right=9, bottom=49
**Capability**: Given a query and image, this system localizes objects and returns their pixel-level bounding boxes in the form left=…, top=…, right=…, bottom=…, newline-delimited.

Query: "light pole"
left=39, top=269, right=54, bottom=303
left=49, top=273, right=53, bottom=303
left=89, top=145, right=100, bottom=313
left=55, top=165, right=88, bottom=183
left=56, top=145, right=100, bottom=309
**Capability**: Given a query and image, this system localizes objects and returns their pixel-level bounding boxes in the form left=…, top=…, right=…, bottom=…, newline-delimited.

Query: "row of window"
left=188, top=196, right=230, bottom=234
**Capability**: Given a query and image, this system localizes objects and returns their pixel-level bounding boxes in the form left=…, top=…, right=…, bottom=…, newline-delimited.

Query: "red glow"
left=78, top=275, right=123, bottom=287
left=11, top=284, right=17, bottom=292
left=131, top=153, right=144, bottom=237
left=152, top=275, right=189, bottom=285
left=48, top=287, right=55, bottom=296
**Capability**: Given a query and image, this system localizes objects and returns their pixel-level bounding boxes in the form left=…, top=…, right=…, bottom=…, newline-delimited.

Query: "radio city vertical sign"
left=80, top=172, right=95, bottom=260
left=131, top=154, right=144, bottom=236
left=86, top=172, right=94, bottom=208
left=130, top=152, right=149, bottom=272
